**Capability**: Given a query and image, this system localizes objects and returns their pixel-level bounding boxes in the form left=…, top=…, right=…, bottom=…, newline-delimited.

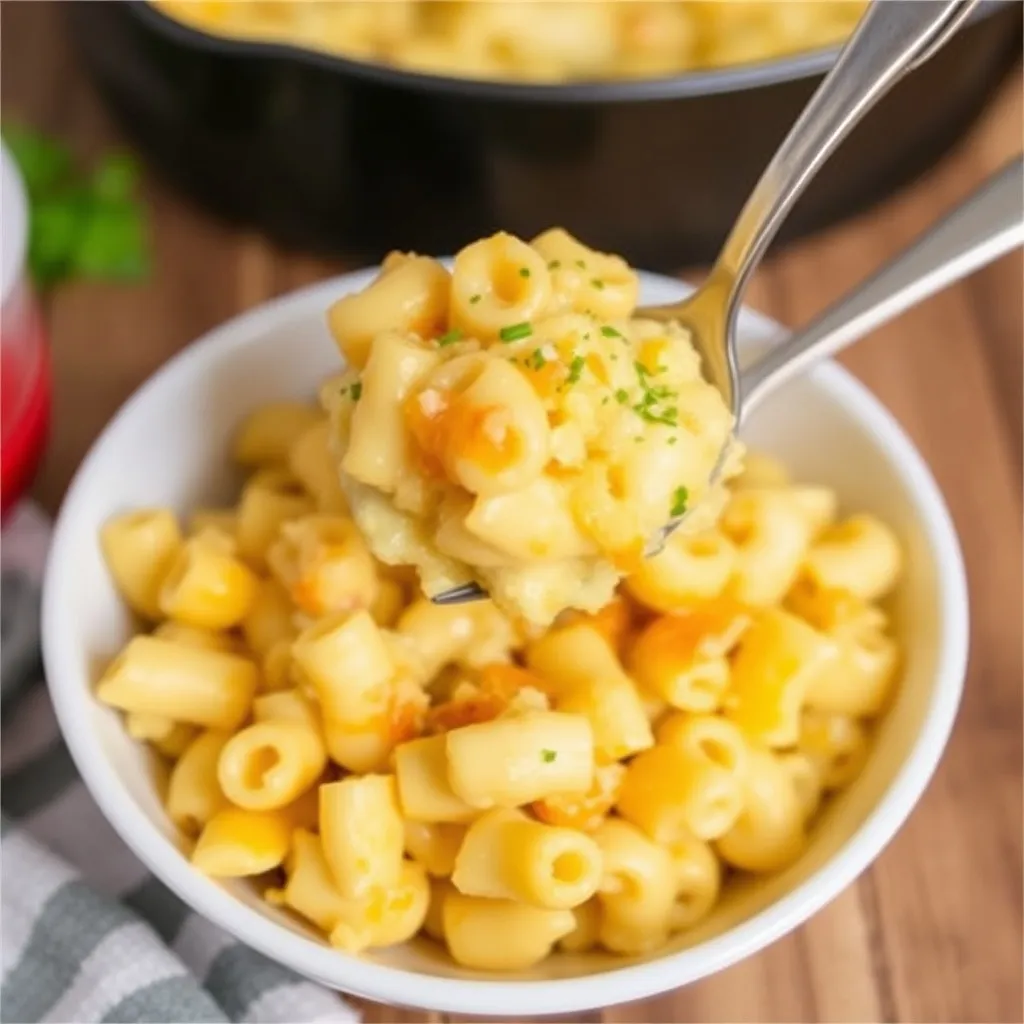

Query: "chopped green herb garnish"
left=575, top=259, right=586, bottom=269
left=519, top=266, right=531, bottom=278
left=600, top=325, right=623, bottom=339
left=548, top=259, right=561, bottom=270
left=437, top=328, right=464, bottom=347
left=591, top=278, right=605, bottom=290
left=630, top=359, right=678, bottom=426
left=470, top=293, right=482, bottom=304
left=541, top=749, right=557, bottom=763
left=602, top=396, right=610, bottom=405
left=615, top=388, right=630, bottom=405
left=668, top=436, right=678, bottom=445
left=634, top=404, right=678, bottom=426
left=350, top=381, right=362, bottom=402
left=528, top=348, right=547, bottom=370
left=566, top=355, right=585, bottom=385
left=636, top=360, right=668, bottom=378
left=670, top=486, right=690, bottom=518
left=499, top=322, right=533, bottom=343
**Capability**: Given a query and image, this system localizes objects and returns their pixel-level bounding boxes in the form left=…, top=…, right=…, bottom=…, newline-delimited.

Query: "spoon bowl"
left=431, top=0, right=987, bottom=606
left=432, top=151, right=1022, bottom=606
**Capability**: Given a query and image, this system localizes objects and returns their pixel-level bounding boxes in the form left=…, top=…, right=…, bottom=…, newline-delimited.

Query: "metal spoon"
left=434, top=155, right=1023, bottom=605
left=433, top=0, right=988, bottom=606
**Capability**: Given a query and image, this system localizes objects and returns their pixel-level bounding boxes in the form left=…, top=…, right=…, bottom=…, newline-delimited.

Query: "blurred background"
left=32, top=0, right=1024, bottom=264
left=1, top=2, right=1022, bottom=1021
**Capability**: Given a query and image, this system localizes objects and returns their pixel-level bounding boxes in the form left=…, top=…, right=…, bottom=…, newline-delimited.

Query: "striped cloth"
left=0, top=504, right=360, bottom=1024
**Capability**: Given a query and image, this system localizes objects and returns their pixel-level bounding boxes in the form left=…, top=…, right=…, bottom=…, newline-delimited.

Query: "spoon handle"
left=716, top=0, right=979, bottom=305
left=740, top=156, right=1024, bottom=414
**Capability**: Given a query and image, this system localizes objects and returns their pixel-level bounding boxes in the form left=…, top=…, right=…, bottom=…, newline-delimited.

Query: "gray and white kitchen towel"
left=1, top=503, right=360, bottom=1024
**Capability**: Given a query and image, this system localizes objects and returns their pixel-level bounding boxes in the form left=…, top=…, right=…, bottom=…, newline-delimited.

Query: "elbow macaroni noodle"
left=97, top=232, right=903, bottom=970
left=152, top=1, right=867, bottom=84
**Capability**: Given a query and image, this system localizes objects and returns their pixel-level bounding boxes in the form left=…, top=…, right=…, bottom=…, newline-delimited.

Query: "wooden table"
left=3, top=5, right=1021, bottom=1022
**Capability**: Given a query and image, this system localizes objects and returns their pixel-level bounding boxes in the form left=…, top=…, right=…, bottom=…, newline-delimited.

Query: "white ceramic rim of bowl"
left=42, top=270, right=969, bottom=1016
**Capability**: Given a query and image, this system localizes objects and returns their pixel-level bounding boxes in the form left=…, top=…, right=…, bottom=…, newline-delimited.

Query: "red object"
left=2, top=142, right=51, bottom=522
left=1, top=287, right=51, bottom=520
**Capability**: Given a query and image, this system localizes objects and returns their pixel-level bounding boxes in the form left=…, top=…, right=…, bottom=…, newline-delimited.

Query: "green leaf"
left=72, top=200, right=149, bottom=280
left=2, top=124, right=72, bottom=200
left=91, top=153, right=140, bottom=203
left=29, top=192, right=90, bottom=286
left=3, top=124, right=151, bottom=289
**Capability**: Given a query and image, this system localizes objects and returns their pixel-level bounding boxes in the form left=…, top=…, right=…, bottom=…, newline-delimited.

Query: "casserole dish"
left=69, top=1, right=1021, bottom=268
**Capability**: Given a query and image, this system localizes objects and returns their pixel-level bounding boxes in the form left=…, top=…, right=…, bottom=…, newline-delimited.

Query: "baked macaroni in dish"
left=151, top=1, right=868, bottom=82
left=324, top=229, right=739, bottom=626
left=98, top=393, right=904, bottom=968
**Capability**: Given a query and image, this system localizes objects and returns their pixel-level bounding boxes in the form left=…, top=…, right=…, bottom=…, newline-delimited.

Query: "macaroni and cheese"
left=324, top=229, right=739, bottom=626
left=152, top=1, right=868, bottom=83
left=99, top=392, right=903, bottom=968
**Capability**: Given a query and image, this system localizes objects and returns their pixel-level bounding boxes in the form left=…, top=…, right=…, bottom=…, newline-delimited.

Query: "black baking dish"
left=69, top=1, right=1022, bottom=269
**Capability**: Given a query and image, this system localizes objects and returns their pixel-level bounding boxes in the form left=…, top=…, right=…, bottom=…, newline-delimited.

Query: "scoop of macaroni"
left=323, top=229, right=738, bottom=626
left=99, top=409, right=904, bottom=971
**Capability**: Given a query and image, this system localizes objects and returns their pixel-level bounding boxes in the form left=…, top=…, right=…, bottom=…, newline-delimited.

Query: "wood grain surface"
left=3, top=4, right=1021, bottom=1021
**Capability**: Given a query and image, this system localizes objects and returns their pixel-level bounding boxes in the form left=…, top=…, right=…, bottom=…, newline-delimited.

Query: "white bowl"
left=42, top=269, right=968, bottom=1016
